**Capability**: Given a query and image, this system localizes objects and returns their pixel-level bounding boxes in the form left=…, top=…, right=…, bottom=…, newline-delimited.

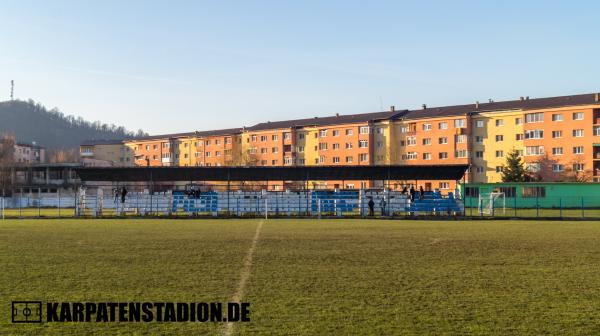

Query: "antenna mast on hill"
left=10, top=80, right=14, bottom=100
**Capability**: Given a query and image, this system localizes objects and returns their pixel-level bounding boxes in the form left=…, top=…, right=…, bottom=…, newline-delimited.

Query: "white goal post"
left=478, top=192, right=505, bottom=215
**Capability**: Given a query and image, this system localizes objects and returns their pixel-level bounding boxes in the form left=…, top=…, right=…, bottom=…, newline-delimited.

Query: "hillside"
left=0, top=99, right=146, bottom=150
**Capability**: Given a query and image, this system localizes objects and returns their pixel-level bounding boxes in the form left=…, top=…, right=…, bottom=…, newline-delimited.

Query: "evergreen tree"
left=501, top=149, right=526, bottom=182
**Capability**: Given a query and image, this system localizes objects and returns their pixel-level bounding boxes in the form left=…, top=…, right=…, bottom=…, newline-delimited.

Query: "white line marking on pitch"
left=224, top=219, right=264, bottom=336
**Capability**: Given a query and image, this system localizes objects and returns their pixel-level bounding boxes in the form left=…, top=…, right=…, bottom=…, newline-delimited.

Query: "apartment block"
left=80, top=92, right=600, bottom=186
left=80, top=139, right=134, bottom=167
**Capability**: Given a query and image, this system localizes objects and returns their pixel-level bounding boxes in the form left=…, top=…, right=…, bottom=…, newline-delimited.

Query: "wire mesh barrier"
left=0, top=188, right=468, bottom=219
left=464, top=195, right=598, bottom=219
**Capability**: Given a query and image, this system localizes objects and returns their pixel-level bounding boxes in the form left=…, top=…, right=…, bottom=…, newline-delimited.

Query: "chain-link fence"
left=0, top=187, right=465, bottom=219
left=463, top=195, right=598, bottom=219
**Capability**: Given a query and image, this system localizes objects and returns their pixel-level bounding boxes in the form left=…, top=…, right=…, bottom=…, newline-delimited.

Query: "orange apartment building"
left=83, top=92, right=600, bottom=188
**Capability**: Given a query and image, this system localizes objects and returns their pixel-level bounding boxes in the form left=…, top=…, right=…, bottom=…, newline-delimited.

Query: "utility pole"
left=10, top=80, right=14, bottom=100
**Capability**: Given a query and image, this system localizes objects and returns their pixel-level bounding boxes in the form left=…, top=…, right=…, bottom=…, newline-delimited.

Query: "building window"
left=573, top=112, right=584, bottom=120
left=525, top=146, right=544, bottom=156
left=439, top=122, right=448, bottom=129
left=260, top=148, right=268, bottom=154
left=516, top=134, right=524, bottom=140
left=476, top=166, right=484, bottom=173
left=552, top=147, right=563, bottom=155
left=515, top=117, right=523, bottom=125
left=552, top=114, right=563, bottom=121
left=573, top=163, right=585, bottom=171
left=283, top=133, right=291, bottom=140
left=406, top=137, right=416, bottom=146
left=475, top=120, right=484, bottom=128
left=423, top=138, right=431, bottom=145
left=439, top=182, right=450, bottom=189
left=465, top=187, right=479, bottom=197
left=438, top=137, right=448, bottom=144
left=319, top=129, right=327, bottom=137
left=298, top=133, right=305, bottom=140
left=318, top=143, right=327, bottom=150
left=454, top=119, right=466, bottom=128
left=498, top=187, right=517, bottom=198
left=345, top=142, right=353, bottom=149
left=346, top=129, right=353, bottom=135
left=272, top=135, right=278, bottom=141
left=553, top=164, right=564, bottom=172
left=423, top=153, right=431, bottom=160
left=376, top=127, right=384, bottom=134
left=495, top=166, right=503, bottom=173
left=526, top=163, right=541, bottom=172
left=403, top=152, right=417, bottom=160
left=455, top=150, right=468, bottom=158
left=455, top=134, right=467, bottom=143
left=359, top=153, right=369, bottom=162
left=251, top=135, right=257, bottom=142
left=572, top=129, right=584, bottom=137
left=573, top=146, right=584, bottom=154
left=525, top=112, right=544, bottom=123
left=475, top=136, right=483, bottom=143
left=345, top=156, right=353, bottom=163
left=359, top=126, right=370, bottom=134
left=439, top=152, right=448, bottom=159
left=215, top=151, right=221, bottom=157
left=423, top=124, right=432, bottom=131
left=358, top=140, right=368, bottom=148
left=495, top=119, right=504, bottom=126
left=594, top=126, right=600, bottom=136
left=524, top=130, right=544, bottom=139
left=332, top=143, right=340, bottom=150
left=297, top=158, right=305, bottom=165
left=297, top=146, right=304, bottom=153
left=495, top=135, right=504, bottom=142
left=272, top=160, right=278, bottom=165
left=272, top=147, right=279, bottom=153
left=332, top=157, right=340, bottom=163
left=522, top=187, right=546, bottom=198
left=552, top=130, right=562, bottom=138
left=284, top=157, right=293, bottom=165
left=475, top=151, right=483, bottom=158
left=332, top=130, right=340, bottom=136
left=495, top=150, right=504, bottom=157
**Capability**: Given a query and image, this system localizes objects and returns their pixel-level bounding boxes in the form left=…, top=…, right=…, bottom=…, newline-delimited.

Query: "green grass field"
left=2, top=219, right=600, bottom=335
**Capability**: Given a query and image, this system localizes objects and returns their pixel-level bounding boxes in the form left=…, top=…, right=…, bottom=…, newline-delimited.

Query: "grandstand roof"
left=75, top=164, right=469, bottom=182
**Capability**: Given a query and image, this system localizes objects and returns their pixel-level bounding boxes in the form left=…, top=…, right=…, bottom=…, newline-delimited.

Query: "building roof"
left=246, top=110, right=406, bottom=131
left=400, top=93, right=600, bottom=120
left=80, top=139, right=126, bottom=146
left=75, top=164, right=469, bottom=182
left=15, top=142, right=45, bottom=149
left=124, top=128, right=243, bottom=142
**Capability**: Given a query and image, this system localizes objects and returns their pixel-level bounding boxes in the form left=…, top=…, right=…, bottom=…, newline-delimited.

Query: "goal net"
left=478, top=192, right=505, bottom=215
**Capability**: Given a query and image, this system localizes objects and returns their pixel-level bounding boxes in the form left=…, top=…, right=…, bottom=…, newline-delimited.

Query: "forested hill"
left=0, top=99, right=146, bottom=150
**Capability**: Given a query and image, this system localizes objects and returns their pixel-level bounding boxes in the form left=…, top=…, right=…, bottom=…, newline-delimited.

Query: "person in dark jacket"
left=367, top=197, right=375, bottom=216
left=419, top=186, right=424, bottom=200
left=121, top=187, right=128, bottom=204
left=409, top=187, right=416, bottom=202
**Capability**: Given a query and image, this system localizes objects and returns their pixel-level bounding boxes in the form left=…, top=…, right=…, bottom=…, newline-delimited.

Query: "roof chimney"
left=488, top=99, right=493, bottom=103
left=595, top=93, right=600, bottom=102
left=422, top=104, right=427, bottom=110
left=526, top=96, right=529, bottom=100
left=475, top=101, right=479, bottom=109
left=519, top=96, right=524, bottom=101
left=390, top=105, right=395, bottom=112
left=335, top=113, right=340, bottom=117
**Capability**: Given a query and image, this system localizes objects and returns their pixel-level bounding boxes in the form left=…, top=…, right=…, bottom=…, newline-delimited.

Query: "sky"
left=1, top=0, right=599, bottom=135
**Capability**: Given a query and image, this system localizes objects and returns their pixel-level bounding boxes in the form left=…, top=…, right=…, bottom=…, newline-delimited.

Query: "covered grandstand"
left=70, top=165, right=469, bottom=217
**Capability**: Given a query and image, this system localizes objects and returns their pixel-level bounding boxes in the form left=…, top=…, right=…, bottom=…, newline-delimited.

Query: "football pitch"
left=2, top=219, right=600, bottom=335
